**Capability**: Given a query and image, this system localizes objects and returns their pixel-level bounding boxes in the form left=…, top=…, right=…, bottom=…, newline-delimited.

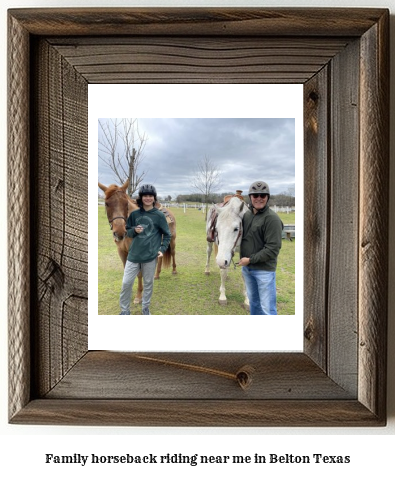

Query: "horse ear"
left=98, top=182, right=107, bottom=192
left=121, top=180, right=129, bottom=192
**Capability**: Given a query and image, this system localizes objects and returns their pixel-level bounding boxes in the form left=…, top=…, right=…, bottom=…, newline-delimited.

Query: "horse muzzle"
left=113, top=231, right=126, bottom=242
left=216, top=248, right=236, bottom=269
left=216, top=257, right=232, bottom=269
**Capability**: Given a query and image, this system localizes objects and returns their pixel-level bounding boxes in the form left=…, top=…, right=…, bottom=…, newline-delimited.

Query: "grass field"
left=98, top=205, right=295, bottom=315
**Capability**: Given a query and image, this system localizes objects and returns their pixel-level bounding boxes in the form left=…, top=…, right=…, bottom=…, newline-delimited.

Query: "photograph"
left=88, top=84, right=304, bottom=352
left=97, top=117, right=296, bottom=316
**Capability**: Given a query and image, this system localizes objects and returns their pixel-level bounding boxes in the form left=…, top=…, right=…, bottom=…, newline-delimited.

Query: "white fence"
left=98, top=200, right=295, bottom=214
left=271, top=206, right=295, bottom=214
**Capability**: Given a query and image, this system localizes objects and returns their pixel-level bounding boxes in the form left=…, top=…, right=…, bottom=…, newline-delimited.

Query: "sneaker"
left=142, top=307, right=151, bottom=315
left=120, top=311, right=130, bottom=315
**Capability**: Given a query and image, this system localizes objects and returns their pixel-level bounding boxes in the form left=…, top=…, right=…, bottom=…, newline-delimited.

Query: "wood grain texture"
left=11, top=399, right=383, bottom=427
left=358, top=13, right=389, bottom=419
left=8, top=7, right=388, bottom=37
left=327, top=39, right=360, bottom=396
left=7, top=8, right=389, bottom=426
left=8, top=12, right=31, bottom=421
left=303, top=68, right=330, bottom=370
left=48, top=37, right=350, bottom=84
left=45, top=352, right=354, bottom=400
left=30, top=39, right=88, bottom=397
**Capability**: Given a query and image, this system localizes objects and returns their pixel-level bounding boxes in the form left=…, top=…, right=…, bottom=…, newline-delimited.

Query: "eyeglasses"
left=251, top=193, right=267, bottom=199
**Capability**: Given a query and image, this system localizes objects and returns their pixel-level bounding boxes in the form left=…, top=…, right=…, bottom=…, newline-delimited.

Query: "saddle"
left=156, top=202, right=174, bottom=224
left=207, top=208, right=218, bottom=242
left=206, top=191, right=244, bottom=243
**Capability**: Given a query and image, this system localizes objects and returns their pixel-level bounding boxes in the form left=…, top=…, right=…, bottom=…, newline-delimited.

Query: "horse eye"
left=234, top=227, right=239, bottom=232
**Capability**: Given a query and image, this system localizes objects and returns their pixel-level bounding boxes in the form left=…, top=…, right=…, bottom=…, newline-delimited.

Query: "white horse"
left=205, top=196, right=250, bottom=308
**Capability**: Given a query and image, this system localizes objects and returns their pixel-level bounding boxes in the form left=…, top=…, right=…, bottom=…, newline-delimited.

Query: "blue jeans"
left=242, top=267, right=277, bottom=315
left=119, top=258, right=157, bottom=313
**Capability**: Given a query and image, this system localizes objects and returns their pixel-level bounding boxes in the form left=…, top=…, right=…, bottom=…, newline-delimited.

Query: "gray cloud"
left=98, top=118, right=295, bottom=199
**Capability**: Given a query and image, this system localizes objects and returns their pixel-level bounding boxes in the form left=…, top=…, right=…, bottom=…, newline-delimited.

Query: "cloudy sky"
left=97, top=117, right=295, bottom=200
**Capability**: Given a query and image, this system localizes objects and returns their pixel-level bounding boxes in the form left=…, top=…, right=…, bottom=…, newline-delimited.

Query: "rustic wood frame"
left=8, top=8, right=389, bottom=426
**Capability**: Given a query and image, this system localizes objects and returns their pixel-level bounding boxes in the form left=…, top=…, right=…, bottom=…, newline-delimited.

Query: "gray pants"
left=119, top=258, right=157, bottom=313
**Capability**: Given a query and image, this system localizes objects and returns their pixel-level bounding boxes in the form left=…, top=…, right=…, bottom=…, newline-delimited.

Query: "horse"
left=153, top=201, right=177, bottom=279
left=98, top=180, right=177, bottom=304
left=205, top=194, right=250, bottom=308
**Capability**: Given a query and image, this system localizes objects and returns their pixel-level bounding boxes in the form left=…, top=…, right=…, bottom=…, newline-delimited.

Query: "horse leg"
left=118, top=247, right=127, bottom=267
left=205, top=242, right=213, bottom=275
left=171, top=239, right=177, bottom=274
left=155, top=256, right=162, bottom=280
left=219, top=268, right=228, bottom=305
left=133, top=270, right=143, bottom=304
left=242, top=273, right=250, bottom=311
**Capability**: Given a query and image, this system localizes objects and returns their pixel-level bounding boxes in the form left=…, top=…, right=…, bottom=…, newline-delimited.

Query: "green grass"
left=98, top=205, right=295, bottom=315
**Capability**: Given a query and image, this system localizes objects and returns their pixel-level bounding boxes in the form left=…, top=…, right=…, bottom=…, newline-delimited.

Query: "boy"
left=119, top=184, right=171, bottom=315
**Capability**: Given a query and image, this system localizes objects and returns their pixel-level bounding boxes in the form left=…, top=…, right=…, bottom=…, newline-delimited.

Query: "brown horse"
left=98, top=181, right=177, bottom=303
left=154, top=202, right=177, bottom=279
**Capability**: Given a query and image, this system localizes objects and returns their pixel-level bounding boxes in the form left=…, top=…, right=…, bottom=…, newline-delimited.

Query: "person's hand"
left=238, top=257, right=250, bottom=266
left=157, top=251, right=163, bottom=258
left=135, top=225, right=144, bottom=234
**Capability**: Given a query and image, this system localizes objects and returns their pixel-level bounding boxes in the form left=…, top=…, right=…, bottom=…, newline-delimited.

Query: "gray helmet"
left=248, top=181, right=270, bottom=197
left=139, top=184, right=157, bottom=198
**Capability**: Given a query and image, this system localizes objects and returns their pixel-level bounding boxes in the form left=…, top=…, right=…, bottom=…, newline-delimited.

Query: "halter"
left=207, top=196, right=245, bottom=270
left=211, top=215, right=243, bottom=270
left=107, top=216, right=127, bottom=241
left=108, top=216, right=127, bottom=229
left=105, top=190, right=128, bottom=240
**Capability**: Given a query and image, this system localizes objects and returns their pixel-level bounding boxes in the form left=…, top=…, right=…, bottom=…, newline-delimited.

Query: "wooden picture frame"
left=8, top=8, right=389, bottom=426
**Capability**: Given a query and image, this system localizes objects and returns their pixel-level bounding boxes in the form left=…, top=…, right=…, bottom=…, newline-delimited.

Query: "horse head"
left=99, top=180, right=131, bottom=242
left=213, top=197, right=248, bottom=269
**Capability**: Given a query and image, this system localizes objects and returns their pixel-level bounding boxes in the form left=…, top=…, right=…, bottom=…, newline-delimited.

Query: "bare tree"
left=192, top=155, right=222, bottom=220
left=98, top=118, right=148, bottom=196
left=287, top=186, right=295, bottom=197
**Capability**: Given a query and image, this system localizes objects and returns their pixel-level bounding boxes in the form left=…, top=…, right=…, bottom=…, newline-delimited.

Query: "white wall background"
left=1, top=0, right=394, bottom=476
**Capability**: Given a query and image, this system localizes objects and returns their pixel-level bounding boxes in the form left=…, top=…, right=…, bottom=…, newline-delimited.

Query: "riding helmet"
left=139, top=184, right=157, bottom=198
left=248, top=181, right=270, bottom=198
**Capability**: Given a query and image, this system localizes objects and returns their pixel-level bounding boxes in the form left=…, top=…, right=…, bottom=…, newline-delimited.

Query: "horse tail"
left=162, top=246, right=172, bottom=269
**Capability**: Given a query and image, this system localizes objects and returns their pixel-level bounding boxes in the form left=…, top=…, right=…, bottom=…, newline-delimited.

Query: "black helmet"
left=139, top=184, right=157, bottom=197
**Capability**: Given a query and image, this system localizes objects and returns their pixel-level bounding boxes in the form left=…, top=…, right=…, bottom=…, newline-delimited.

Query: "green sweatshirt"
left=125, top=207, right=171, bottom=263
left=240, top=205, right=283, bottom=271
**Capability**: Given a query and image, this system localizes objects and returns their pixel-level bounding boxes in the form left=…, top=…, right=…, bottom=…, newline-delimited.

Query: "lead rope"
left=231, top=222, right=243, bottom=269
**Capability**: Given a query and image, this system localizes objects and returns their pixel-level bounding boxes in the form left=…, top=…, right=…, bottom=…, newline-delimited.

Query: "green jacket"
left=126, top=207, right=171, bottom=263
left=240, top=205, right=283, bottom=271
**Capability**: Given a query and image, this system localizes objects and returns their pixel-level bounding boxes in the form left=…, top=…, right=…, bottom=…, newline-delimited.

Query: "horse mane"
left=104, top=184, right=126, bottom=199
left=220, top=196, right=247, bottom=219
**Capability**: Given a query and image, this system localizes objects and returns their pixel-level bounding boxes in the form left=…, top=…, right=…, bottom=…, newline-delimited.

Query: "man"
left=119, top=184, right=171, bottom=315
left=238, top=181, right=283, bottom=315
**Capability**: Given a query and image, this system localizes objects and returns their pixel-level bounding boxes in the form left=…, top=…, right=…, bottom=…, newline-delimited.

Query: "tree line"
left=98, top=190, right=295, bottom=208
left=172, top=191, right=295, bottom=207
